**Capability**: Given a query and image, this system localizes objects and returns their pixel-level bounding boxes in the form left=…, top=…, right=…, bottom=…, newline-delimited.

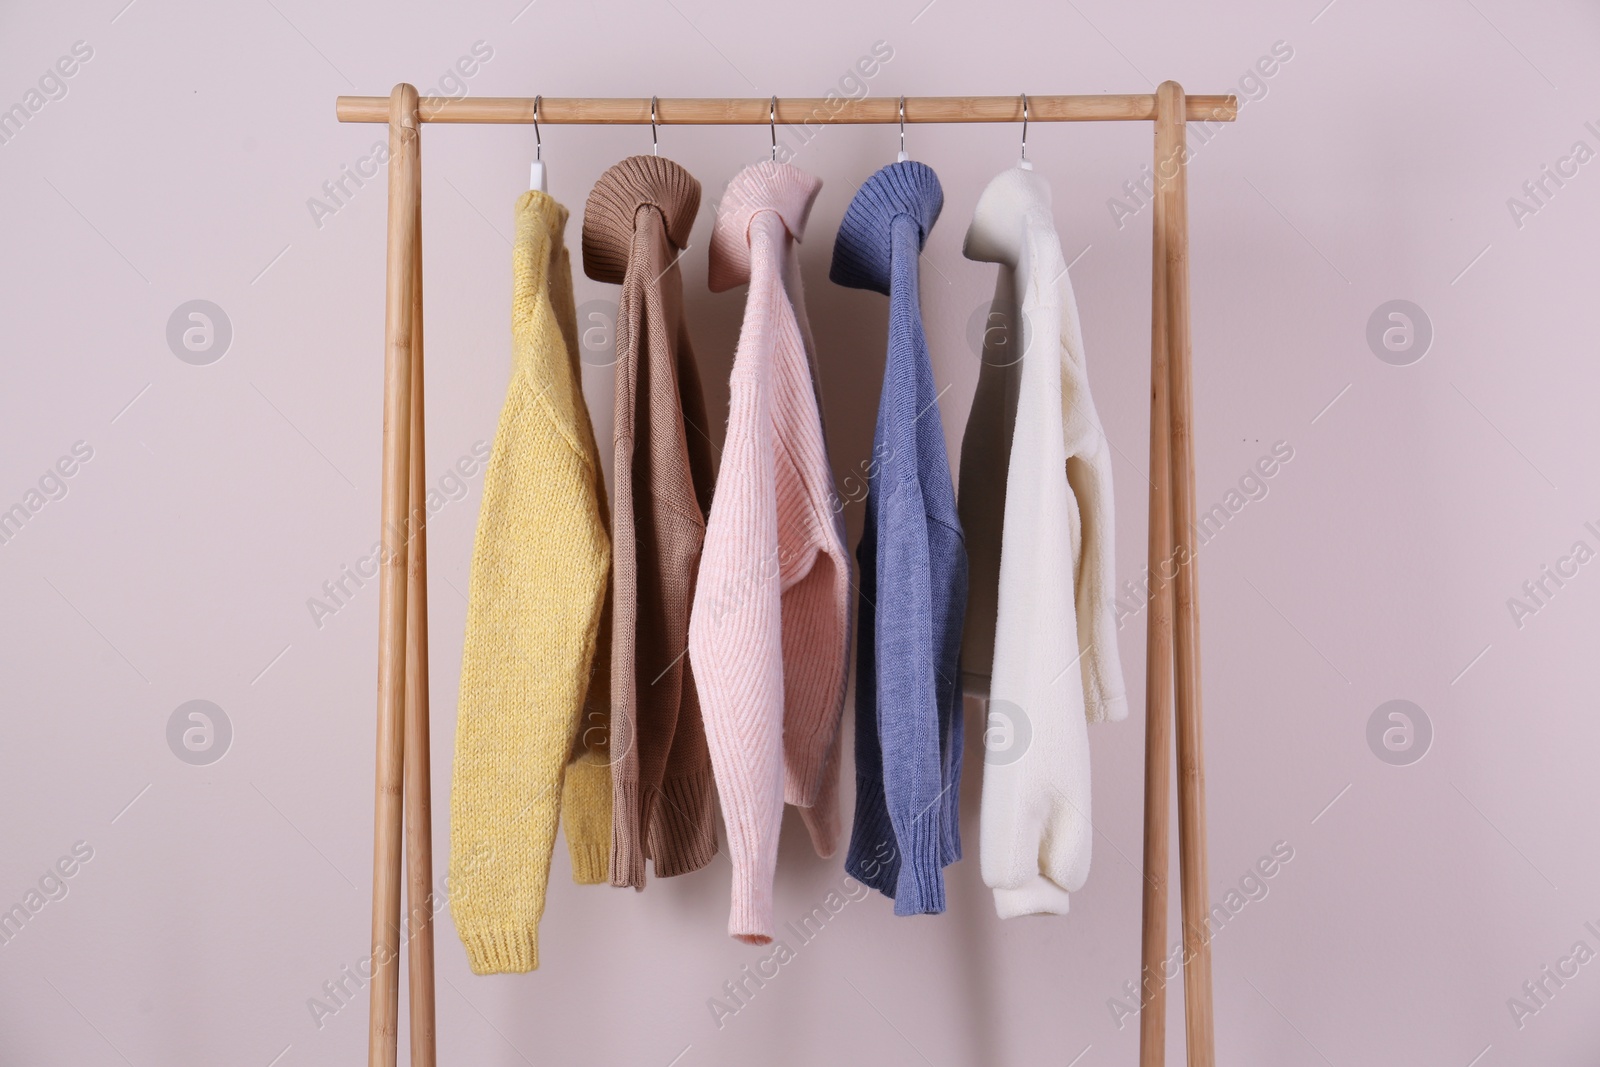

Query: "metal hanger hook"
left=1020, top=93, right=1029, bottom=163
left=651, top=95, right=659, bottom=155
left=898, top=96, right=906, bottom=158
left=769, top=95, right=778, bottom=162
left=533, top=94, right=542, bottom=161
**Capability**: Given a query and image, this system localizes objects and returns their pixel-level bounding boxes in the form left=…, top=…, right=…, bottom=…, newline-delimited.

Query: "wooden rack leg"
left=370, top=81, right=421, bottom=1067
left=1156, top=80, right=1216, bottom=1067
left=1138, top=101, right=1176, bottom=1067
left=403, top=121, right=438, bottom=1067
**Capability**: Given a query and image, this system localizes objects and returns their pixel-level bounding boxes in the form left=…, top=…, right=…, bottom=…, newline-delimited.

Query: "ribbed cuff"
left=1087, top=690, right=1130, bottom=724
left=457, top=924, right=539, bottom=975
left=563, top=759, right=613, bottom=885
left=611, top=777, right=646, bottom=890
left=648, top=768, right=719, bottom=877
left=993, top=876, right=1073, bottom=918
left=569, top=842, right=609, bottom=885
left=892, top=809, right=947, bottom=916
left=727, top=861, right=775, bottom=945
left=940, top=710, right=964, bottom=868
left=844, top=775, right=900, bottom=897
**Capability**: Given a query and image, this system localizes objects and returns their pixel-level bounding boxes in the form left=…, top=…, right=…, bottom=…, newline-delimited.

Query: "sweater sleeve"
left=689, top=234, right=785, bottom=942
left=955, top=270, right=1020, bottom=698
left=844, top=487, right=893, bottom=892
left=547, top=235, right=614, bottom=885
left=618, top=235, right=719, bottom=883
left=559, top=608, right=615, bottom=888
left=642, top=293, right=721, bottom=879
left=581, top=154, right=714, bottom=888
left=1058, top=267, right=1128, bottom=724
left=772, top=251, right=851, bottom=858
left=562, top=589, right=614, bottom=884
left=606, top=266, right=645, bottom=889
left=449, top=193, right=611, bottom=972
left=832, top=160, right=956, bottom=914
left=981, top=246, right=1092, bottom=918
left=871, top=223, right=951, bottom=916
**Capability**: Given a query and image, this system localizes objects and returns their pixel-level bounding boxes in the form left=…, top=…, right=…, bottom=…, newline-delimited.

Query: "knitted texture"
left=582, top=155, right=720, bottom=888
left=830, top=161, right=968, bottom=917
left=449, top=190, right=612, bottom=974
left=959, top=165, right=1128, bottom=919
left=691, top=162, right=852, bottom=943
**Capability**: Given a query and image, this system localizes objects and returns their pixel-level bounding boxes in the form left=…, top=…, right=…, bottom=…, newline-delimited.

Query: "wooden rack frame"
left=336, top=84, right=1235, bottom=1067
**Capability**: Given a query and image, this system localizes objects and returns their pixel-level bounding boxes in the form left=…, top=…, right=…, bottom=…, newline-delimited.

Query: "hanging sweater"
left=958, top=165, right=1128, bottom=919
left=582, top=155, right=720, bottom=888
left=691, top=161, right=852, bottom=943
left=830, top=161, right=968, bottom=916
left=449, top=190, right=613, bottom=974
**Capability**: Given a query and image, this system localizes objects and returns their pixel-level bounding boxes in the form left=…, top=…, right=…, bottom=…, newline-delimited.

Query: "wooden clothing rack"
left=335, top=84, right=1237, bottom=1067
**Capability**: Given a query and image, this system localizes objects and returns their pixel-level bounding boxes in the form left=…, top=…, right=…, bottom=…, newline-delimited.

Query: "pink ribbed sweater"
left=689, top=162, right=852, bottom=944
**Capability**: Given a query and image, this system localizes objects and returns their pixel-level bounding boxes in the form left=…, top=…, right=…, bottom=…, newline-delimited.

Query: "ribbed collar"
left=707, top=161, right=823, bottom=292
left=962, top=166, right=1054, bottom=269
left=828, top=160, right=942, bottom=296
left=581, top=154, right=701, bottom=284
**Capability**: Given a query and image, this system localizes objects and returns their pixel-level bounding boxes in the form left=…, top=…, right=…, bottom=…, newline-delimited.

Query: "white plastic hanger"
left=528, top=94, right=547, bottom=192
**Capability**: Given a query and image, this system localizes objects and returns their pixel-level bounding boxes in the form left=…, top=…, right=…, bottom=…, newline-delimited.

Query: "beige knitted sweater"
left=582, top=155, right=720, bottom=888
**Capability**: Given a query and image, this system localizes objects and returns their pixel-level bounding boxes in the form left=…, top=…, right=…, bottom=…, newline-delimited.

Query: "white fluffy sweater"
left=957, top=165, right=1128, bottom=919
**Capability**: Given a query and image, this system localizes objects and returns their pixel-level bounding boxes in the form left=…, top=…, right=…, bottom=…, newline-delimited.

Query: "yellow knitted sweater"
left=449, top=190, right=613, bottom=974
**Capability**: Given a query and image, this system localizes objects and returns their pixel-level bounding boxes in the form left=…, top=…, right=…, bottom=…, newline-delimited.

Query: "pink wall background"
left=3, top=0, right=1599, bottom=1063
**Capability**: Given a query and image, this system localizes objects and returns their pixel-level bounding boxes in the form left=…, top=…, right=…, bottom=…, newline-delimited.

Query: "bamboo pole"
left=369, top=81, right=420, bottom=1067
left=1156, top=80, right=1215, bottom=1067
left=403, top=129, right=438, bottom=1067
left=336, top=93, right=1237, bottom=125
left=1138, top=99, right=1177, bottom=1067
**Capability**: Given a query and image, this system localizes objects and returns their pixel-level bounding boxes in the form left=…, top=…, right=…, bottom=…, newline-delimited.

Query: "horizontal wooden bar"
left=335, top=93, right=1237, bottom=125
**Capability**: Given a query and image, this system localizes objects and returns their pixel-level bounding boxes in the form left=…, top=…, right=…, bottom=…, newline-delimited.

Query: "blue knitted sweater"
left=830, top=161, right=968, bottom=916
